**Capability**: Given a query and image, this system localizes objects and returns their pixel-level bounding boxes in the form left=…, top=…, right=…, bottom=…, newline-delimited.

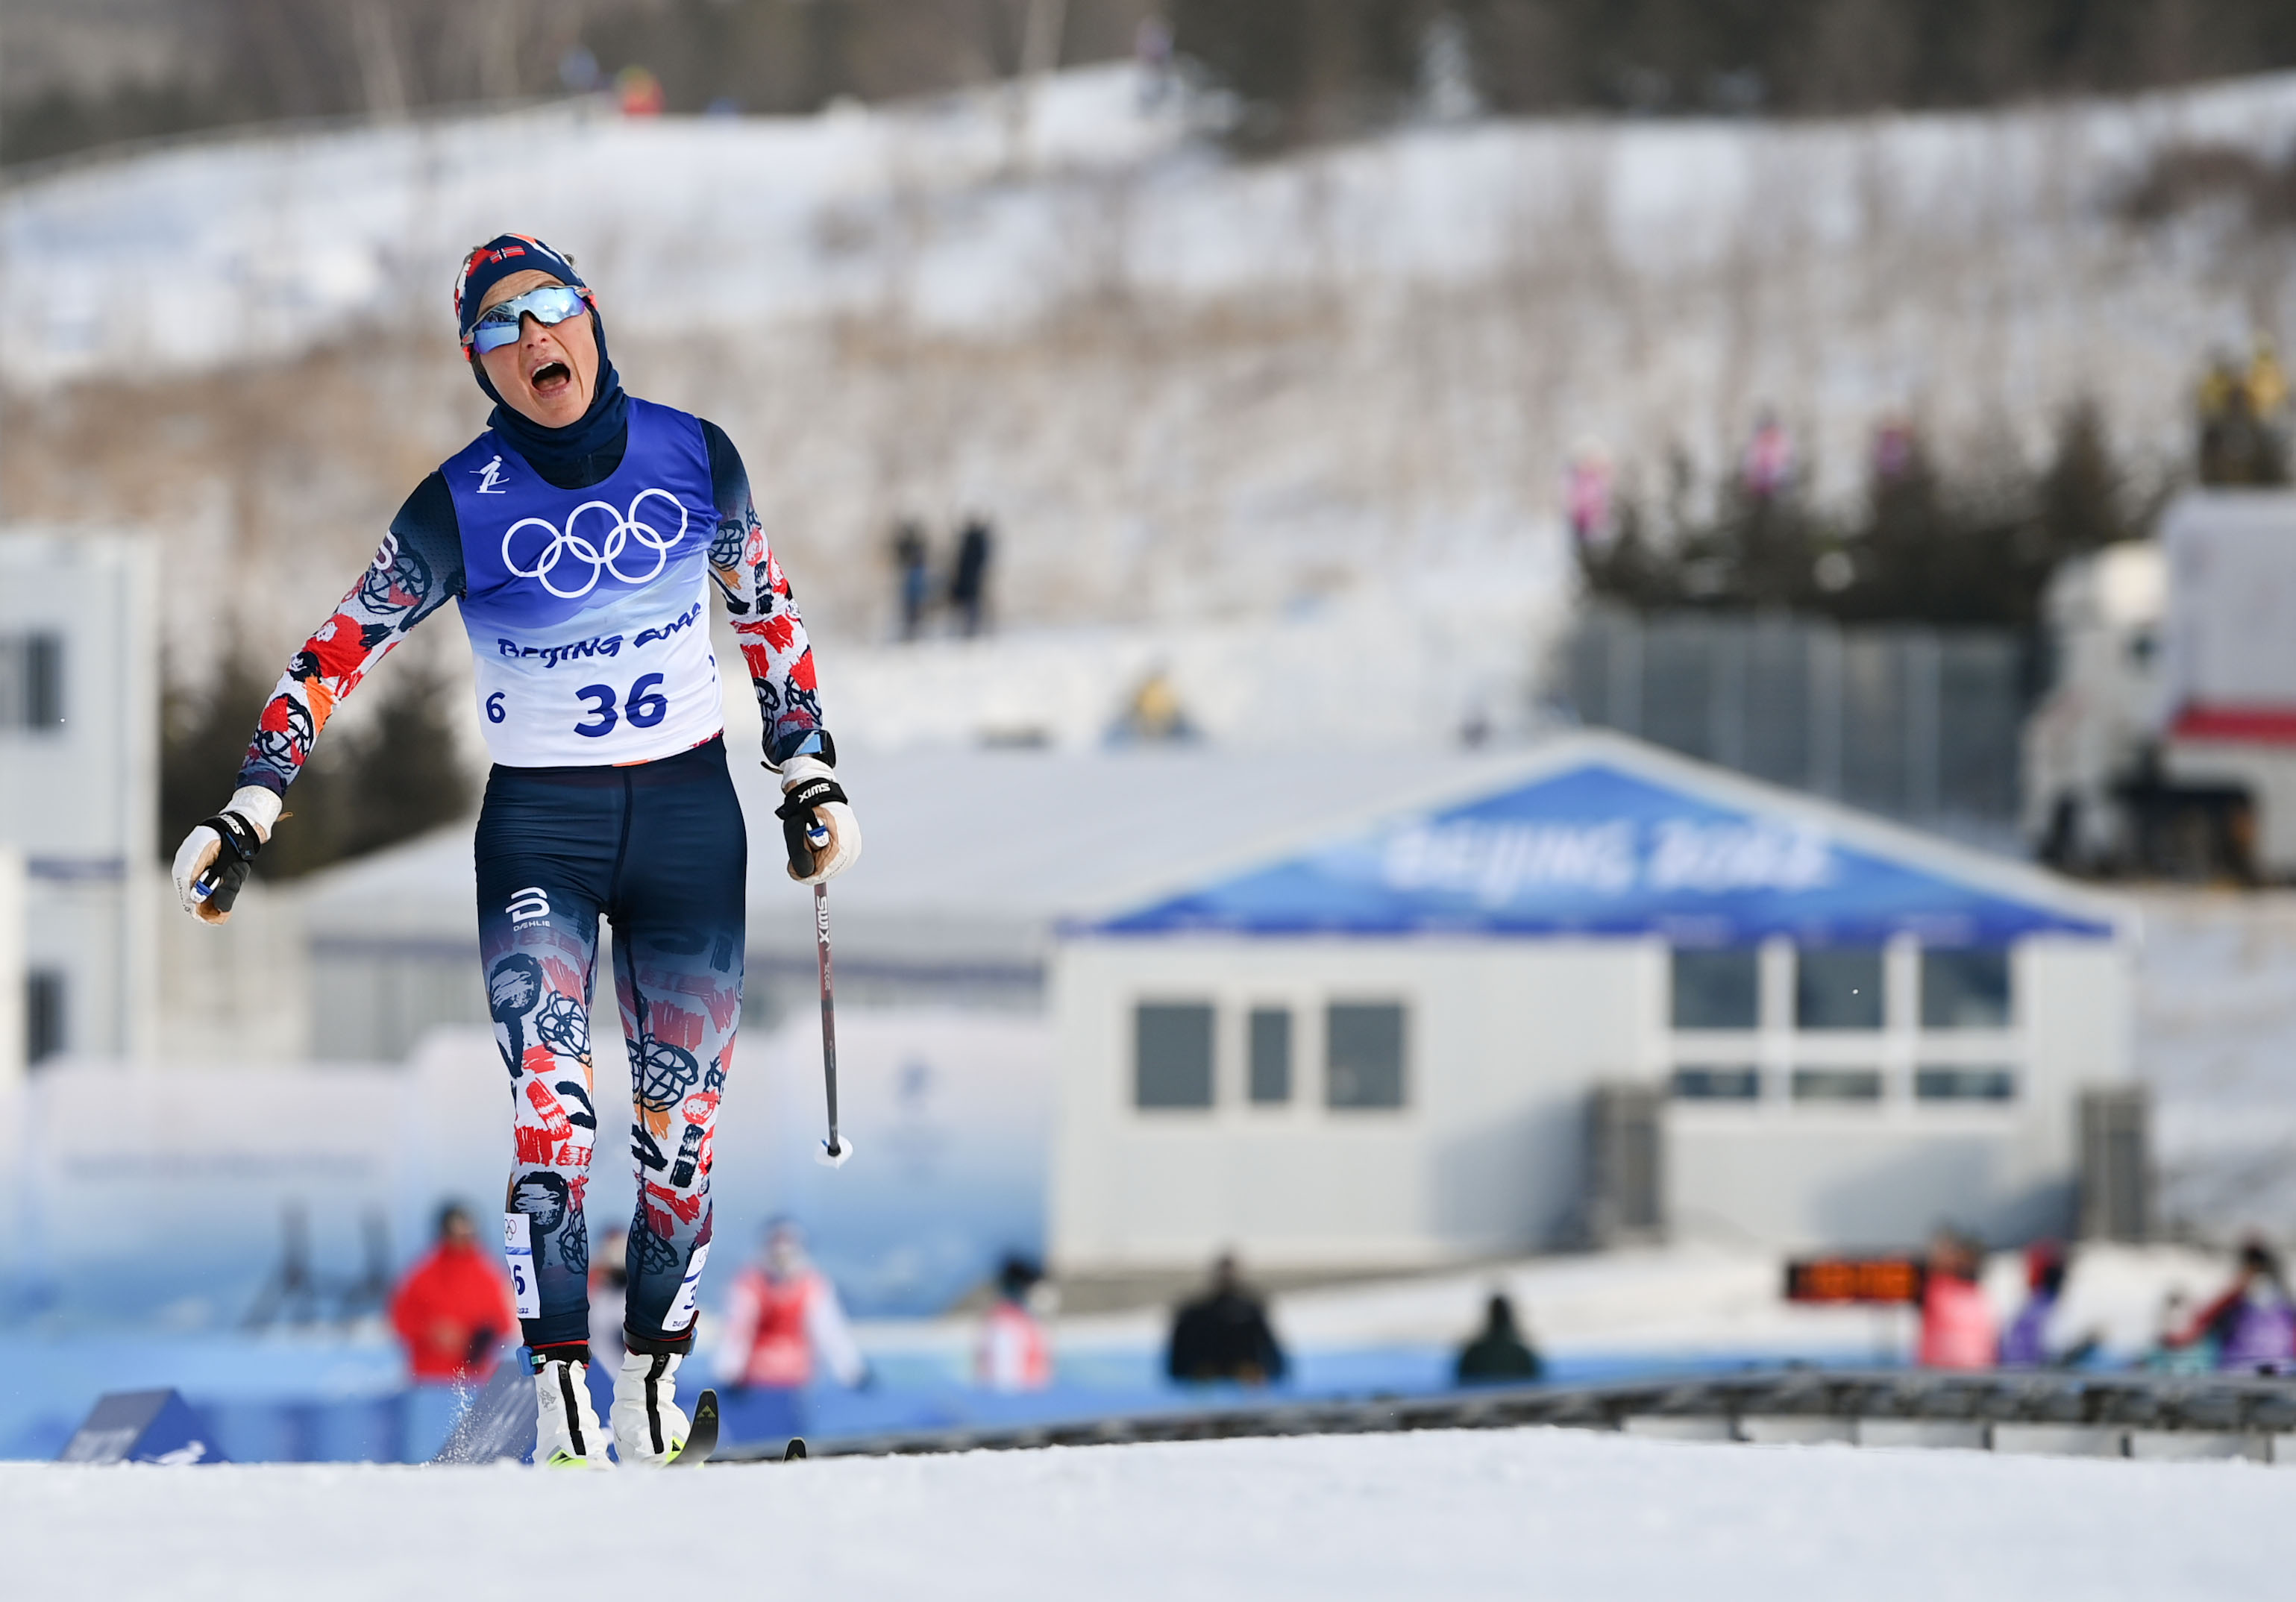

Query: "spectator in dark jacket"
left=1167, top=1254, right=1287, bottom=1385
left=1455, top=1293, right=1543, bottom=1384
left=948, top=516, right=994, bottom=638
left=891, top=521, right=931, bottom=641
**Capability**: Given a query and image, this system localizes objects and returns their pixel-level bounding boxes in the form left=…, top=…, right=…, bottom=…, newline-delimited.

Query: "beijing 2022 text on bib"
left=446, top=399, right=725, bottom=767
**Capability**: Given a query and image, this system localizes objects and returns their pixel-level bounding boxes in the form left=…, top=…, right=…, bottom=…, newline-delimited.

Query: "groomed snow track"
left=718, top=1369, right=2296, bottom=1464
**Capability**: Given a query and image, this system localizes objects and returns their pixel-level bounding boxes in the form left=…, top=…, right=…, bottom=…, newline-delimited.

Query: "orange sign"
left=1784, top=1257, right=1925, bottom=1304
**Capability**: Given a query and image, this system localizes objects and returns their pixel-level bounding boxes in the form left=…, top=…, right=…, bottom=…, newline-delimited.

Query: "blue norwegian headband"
left=454, top=233, right=589, bottom=348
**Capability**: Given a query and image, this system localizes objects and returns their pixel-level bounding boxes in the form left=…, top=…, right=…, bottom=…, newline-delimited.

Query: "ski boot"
left=533, top=1354, right=610, bottom=1468
left=611, top=1348, right=718, bottom=1466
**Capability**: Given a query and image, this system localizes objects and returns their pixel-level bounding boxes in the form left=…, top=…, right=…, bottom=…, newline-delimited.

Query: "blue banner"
left=1094, top=762, right=2111, bottom=946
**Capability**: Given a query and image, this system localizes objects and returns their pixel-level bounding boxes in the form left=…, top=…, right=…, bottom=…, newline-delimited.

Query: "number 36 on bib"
left=573, top=673, right=668, bottom=738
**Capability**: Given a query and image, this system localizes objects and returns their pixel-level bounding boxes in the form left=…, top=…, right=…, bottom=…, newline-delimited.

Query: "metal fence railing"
left=715, top=1368, right=2296, bottom=1465
left=1562, top=610, right=2029, bottom=835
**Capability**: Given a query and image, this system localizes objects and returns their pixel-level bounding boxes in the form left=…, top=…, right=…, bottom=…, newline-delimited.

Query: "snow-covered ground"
left=2132, top=888, right=2296, bottom=1240
left=9, top=1427, right=2289, bottom=1601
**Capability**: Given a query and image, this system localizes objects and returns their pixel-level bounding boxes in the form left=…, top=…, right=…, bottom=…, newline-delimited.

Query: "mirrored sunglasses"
left=467, top=284, right=593, bottom=354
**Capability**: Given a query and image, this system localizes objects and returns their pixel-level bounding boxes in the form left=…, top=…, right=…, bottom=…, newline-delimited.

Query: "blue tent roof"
left=1091, top=760, right=2113, bottom=946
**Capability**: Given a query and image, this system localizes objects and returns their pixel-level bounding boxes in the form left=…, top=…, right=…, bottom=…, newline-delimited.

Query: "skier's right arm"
left=170, top=477, right=465, bottom=924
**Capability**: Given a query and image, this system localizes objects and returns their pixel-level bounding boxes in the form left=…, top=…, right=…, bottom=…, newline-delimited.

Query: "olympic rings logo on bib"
left=501, top=489, right=688, bottom=600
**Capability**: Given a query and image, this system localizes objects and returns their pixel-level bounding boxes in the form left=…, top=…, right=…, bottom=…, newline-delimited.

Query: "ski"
left=665, top=1389, right=719, bottom=1468
left=782, top=1436, right=808, bottom=1463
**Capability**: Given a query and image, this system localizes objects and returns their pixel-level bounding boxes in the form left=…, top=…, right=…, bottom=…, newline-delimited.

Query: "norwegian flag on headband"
left=454, top=233, right=589, bottom=345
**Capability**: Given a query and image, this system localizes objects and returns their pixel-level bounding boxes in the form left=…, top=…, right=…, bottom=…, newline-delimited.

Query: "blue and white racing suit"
left=237, top=398, right=825, bottom=1359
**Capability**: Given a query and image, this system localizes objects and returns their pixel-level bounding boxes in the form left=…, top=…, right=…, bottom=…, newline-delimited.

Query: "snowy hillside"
left=7, top=67, right=2295, bottom=708
left=9, top=1427, right=2289, bottom=1601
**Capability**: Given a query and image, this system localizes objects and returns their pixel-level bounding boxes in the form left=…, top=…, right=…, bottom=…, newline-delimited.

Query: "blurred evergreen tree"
left=160, top=650, right=471, bottom=879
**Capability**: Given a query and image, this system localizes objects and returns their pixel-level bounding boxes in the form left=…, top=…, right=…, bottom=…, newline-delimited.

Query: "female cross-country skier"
left=168, top=233, right=860, bottom=1466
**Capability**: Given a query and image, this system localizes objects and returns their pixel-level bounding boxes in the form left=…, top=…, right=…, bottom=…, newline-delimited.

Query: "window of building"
left=1795, top=948, right=1883, bottom=1030
left=0, top=632, right=63, bottom=731
left=1671, top=948, right=1758, bottom=1029
left=1792, top=1067, right=1883, bottom=1103
left=1671, top=1065, right=1760, bottom=1101
left=1326, top=1002, right=1405, bottom=1109
left=1921, top=948, right=2012, bottom=1029
left=26, top=970, right=66, bottom=1067
left=1135, top=1002, right=1214, bottom=1109
left=1247, top=1007, right=1292, bottom=1105
left=1916, top=1067, right=2016, bottom=1102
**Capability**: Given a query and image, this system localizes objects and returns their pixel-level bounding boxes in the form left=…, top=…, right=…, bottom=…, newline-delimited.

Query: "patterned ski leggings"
left=473, top=736, right=746, bottom=1354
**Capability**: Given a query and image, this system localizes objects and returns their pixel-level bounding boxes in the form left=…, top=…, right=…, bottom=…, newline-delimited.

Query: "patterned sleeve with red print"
left=700, top=419, right=826, bottom=767
left=235, top=474, right=467, bottom=795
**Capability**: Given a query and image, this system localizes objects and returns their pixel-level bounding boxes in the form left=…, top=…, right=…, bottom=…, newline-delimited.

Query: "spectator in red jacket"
left=390, top=1203, right=518, bottom=1383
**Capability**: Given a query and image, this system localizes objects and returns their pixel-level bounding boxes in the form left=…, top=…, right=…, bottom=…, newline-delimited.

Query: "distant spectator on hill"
left=891, top=521, right=932, bottom=641
left=1455, top=1292, right=1543, bottom=1385
left=1917, top=1230, right=1997, bottom=1370
left=2250, top=336, right=2287, bottom=421
left=2198, top=345, right=2289, bottom=486
left=1565, top=439, right=1616, bottom=551
left=1135, top=14, right=1175, bottom=107
left=1740, top=409, right=1795, bottom=501
left=389, top=1203, right=517, bottom=1383
left=976, top=1255, right=1053, bottom=1392
left=949, top=516, right=995, bottom=638
left=1167, top=1254, right=1287, bottom=1386
left=2165, top=1236, right=2296, bottom=1373
left=1870, top=413, right=1919, bottom=484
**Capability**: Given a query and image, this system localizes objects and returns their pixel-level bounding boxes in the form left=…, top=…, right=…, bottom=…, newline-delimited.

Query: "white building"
left=0, top=535, right=160, bottom=1064
left=1050, top=734, right=2134, bottom=1272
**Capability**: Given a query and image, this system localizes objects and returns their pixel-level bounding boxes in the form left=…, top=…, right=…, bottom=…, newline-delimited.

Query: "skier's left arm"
left=700, top=419, right=860, bottom=884
left=804, top=1274, right=871, bottom=1389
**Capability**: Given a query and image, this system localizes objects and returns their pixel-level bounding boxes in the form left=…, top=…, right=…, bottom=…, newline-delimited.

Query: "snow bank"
left=6, top=1425, right=2285, bottom=1601
left=2132, top=888, right=2296, bottom=1237
left=814, top=548, right=1566, bottom=751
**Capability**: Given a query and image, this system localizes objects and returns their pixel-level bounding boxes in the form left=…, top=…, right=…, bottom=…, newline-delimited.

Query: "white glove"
left=170, top=785, right=282, bottom=925
left=774, top=756, right=862, bottom=884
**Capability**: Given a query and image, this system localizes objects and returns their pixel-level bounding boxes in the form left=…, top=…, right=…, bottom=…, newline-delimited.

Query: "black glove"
left=190, top=811, right=265, bottom=914
left=774, top=774, right=849, bottom=879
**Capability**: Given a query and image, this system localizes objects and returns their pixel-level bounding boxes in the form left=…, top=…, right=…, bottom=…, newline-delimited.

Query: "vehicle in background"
left=2024, top=491, right=2296, bottom=879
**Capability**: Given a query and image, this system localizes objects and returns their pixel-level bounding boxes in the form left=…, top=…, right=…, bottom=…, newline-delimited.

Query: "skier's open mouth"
left=528, top=360, right=572, bottom=393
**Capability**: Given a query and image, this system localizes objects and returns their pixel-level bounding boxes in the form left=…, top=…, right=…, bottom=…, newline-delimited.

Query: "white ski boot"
left=533, top=1357, right=610, bottom=1468
left=611, top=1349, right=694, bottom=1466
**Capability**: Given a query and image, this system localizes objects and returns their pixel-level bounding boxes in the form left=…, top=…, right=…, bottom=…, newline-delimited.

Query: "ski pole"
left=812, top=877, right=852, bottom=1167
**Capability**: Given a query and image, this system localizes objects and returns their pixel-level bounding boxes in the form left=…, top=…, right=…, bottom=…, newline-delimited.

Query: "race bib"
left=504, top=1212, right=541, bottom=1319
left=665, top=1242, right=711, bottom=1333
